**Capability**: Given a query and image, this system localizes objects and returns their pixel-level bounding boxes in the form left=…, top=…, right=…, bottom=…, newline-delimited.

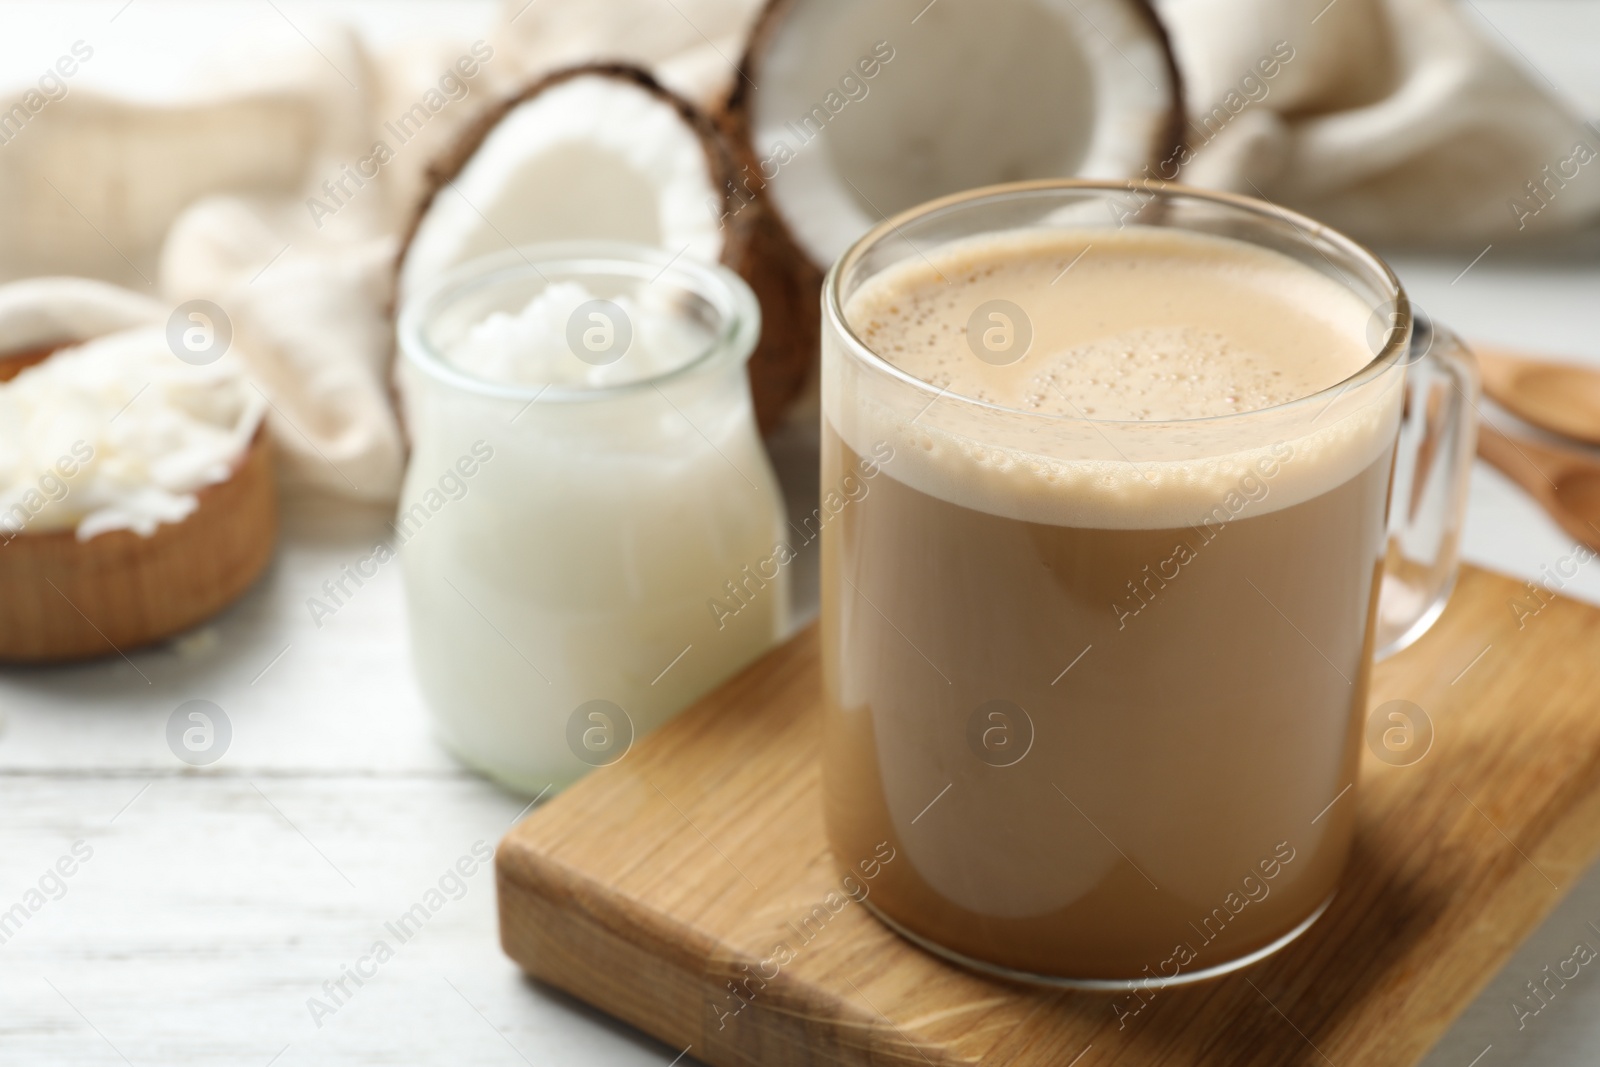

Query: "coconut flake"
left=0, top=327, right=265, bottom=540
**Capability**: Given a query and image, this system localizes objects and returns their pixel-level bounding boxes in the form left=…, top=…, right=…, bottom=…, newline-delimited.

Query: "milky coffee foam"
left=831, top=227, right=1403, bottom=529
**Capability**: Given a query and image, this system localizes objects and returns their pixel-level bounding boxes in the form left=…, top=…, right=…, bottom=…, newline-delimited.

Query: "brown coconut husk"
left=396, top=62, right=818, bottom=435
left=0, top=343, right=62, bottom=382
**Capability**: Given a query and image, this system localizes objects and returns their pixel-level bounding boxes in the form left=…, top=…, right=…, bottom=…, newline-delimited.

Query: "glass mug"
left=819, top=181, right=1477, bottom=988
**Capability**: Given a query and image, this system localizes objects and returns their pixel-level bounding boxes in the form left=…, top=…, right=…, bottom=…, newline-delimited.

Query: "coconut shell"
left=1117, top=0, right=1187, bottom=181
left=721, top=0, right=1188, bottom=270
left=0, top=343, right=60, bottom=383
left=396, top=63, right=818, bottom=435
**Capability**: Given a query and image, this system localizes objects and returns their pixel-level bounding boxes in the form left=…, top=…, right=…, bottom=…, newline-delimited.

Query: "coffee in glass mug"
left=819, top=181, right=1474, bottom=987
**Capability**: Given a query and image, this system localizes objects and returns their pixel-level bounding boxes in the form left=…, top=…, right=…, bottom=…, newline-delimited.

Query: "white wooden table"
left=2, top=3, right=1599, bottom=1065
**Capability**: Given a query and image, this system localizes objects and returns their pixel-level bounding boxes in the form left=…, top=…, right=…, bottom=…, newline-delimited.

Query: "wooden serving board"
left=496, top=565, right=1600, bottom=1066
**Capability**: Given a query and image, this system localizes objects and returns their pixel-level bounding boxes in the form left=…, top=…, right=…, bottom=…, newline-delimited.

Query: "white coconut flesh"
left=748, top=0, right=1178, bottom=268
left=400, top=74, right=726, bottom=300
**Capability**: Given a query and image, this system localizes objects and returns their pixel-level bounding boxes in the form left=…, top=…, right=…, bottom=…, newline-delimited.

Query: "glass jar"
left=396, top=242, right=788, bottom=794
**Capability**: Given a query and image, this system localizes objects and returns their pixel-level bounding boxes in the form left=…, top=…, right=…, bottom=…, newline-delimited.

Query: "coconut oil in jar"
left=396, top=243, right=788, bottom=793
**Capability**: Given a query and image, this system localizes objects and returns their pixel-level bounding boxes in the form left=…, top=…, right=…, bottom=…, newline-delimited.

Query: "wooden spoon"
left=1478, top=423, right=1600, bottom=553
left=1475, top=345, right=1600, bottom=447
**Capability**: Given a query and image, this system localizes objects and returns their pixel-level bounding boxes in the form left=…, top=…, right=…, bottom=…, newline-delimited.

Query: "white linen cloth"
left=1159, top=0, right=1600, bottom=243
left=0, top=0, right=1593, bottom=503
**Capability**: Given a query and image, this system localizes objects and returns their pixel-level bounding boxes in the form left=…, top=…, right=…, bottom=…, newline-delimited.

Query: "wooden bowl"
left=0, top=426, right=278, bottom=664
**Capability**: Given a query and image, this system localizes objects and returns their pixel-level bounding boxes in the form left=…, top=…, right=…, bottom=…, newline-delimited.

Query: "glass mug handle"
left=1374, top=316, right=1481, bottom=659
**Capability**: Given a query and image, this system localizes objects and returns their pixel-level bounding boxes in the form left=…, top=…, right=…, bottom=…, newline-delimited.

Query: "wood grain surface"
left=498, top=565, right=1600, bottom=1066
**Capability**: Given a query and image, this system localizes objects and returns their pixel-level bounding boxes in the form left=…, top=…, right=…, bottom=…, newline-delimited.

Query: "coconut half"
left=724, top=0, right=1186, bottom=271
left=398, top=64, right=814, bottom=431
